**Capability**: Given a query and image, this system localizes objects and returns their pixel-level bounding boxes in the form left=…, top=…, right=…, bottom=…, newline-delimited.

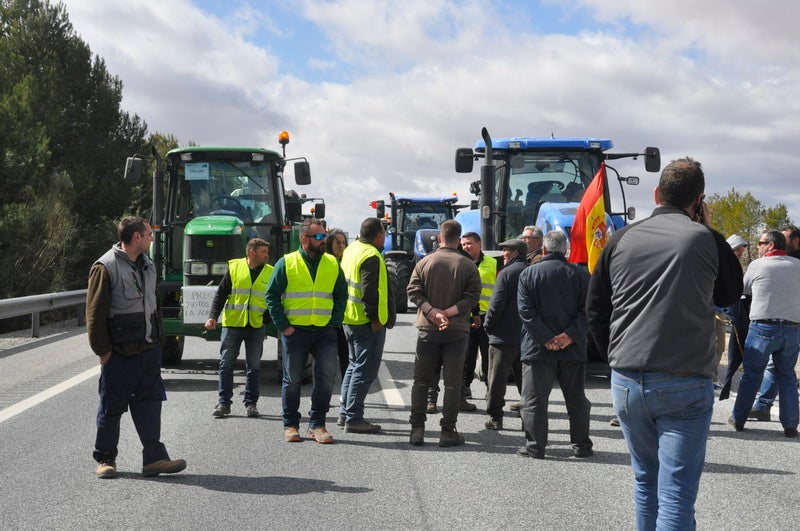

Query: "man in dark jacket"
left=87, top=216, right=186, bottom=479
left=483, top=238, right=527, bottom=430
left=587, top=158, right=742, bottom=530
left=516, top=230, right=592, bottom=459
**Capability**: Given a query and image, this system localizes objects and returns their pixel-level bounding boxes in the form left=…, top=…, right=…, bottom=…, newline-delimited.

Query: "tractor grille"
left=184, top=234, right=242, bottom=262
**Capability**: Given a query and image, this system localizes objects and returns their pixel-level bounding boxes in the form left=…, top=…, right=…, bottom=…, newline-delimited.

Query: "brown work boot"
left=409, top=426, right=425, bottom=446
left=308, top=426, right=334, bottom=444
left=95, top=459, right=117, bottom=479
left=284, top=427, right=301, bottom=442
left=439, top=428, right=465, bottom=447
left=142, top=458, right=187, bottom=477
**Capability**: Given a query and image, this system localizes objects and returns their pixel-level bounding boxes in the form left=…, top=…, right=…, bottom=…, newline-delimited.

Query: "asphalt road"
left=1, top=313, right=798, bottom=530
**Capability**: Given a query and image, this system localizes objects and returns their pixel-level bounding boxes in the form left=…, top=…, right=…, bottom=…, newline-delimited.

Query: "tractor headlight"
left=211, top=262, right=228, bottom=275
left=189, top=262, right=209, bottom=276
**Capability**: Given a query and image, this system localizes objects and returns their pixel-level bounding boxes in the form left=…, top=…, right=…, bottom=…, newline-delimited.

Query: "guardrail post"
left=32, top=312, right=40, bottom=338
left=77, top=304, right=86, bottom=326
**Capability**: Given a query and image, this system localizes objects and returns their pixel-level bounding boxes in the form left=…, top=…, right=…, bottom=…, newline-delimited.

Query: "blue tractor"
left=372, top=193, right=462, bottom=312
left=454, top=127, right=661, bottom=253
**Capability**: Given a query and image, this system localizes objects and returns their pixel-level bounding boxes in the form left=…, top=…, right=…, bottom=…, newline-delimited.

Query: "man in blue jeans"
left=267, top=219, right=348, bottom=444
left=588, top=158, right=742, bottom=530
left=747, top=224, right=800, bottom=420
left=205, top=238, right=273, bottom=418
left=338, top=218, right=396, bottom=433
left=730, top=230, right=800, bottom=437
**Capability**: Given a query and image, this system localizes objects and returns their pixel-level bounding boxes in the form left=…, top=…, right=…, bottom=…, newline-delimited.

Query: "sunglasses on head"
left=306, top=233, right=326, bottom=241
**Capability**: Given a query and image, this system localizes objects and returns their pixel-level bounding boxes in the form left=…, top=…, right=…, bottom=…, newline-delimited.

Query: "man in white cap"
left=719, top=234, right=751, bottom=400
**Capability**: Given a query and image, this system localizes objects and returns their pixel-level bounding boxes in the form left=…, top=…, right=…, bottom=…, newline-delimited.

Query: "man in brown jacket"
left=407, top=220, right=482, bottom=447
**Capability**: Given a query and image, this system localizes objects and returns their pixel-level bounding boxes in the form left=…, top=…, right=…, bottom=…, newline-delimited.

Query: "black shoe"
left=337, top=414, right=346, bottom=427
left=609, top=416, right=620, bottom=427
left=785, top=428, right=799, bottom=438
left=245, top=404, right=260, bottom=418
left=508, top=402, right=521, bottom=412
left=574, top=447, right=594, bottom=458
left=747, top=409, right=771, bottom=422
left=345, top=421, right=382, bottom=434
left=459, top=400, right=477, bottom=412
left=438, top=429, right=465, bottom=447
left=727, top=416, right=744, bottom=432
left=426, top=401, right=437, bottom=414
left=484, top=418, right=503, bottom=430
left=212, top=403, right=230, bottom=418
left=516, top=447, right=544, bottom=459
left=409, top=426, right=425, bottom=446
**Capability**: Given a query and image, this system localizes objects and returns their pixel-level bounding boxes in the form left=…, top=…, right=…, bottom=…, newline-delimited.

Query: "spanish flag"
left=569, top=162, right=608, bottom=273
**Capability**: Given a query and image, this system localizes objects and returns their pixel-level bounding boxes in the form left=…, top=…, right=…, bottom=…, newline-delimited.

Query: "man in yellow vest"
left=460, top=231, right=496, bottom=410
left=338, top=218, right=396, bottom=434
left=267, top=219, right=348, bottom=444
left=204, top=238, right=273, bottom=419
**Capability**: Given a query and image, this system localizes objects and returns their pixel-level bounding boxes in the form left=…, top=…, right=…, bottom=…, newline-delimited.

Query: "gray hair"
left=523, top=226, right=543, bottom=239
left=543, top=230, right=567, bottom=254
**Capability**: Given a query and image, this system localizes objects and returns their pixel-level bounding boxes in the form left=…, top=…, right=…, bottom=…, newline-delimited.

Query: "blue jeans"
left=281, top=326, right=339, bottom=429
left=339, top=324, right=386, bottom=424
left=732, top=321, right=800, bottom=428
left=611, top=370, right=714, bottom=531
left=218, top=326, right=266, bottom=406
left=753, top=360, right=777, bottom=411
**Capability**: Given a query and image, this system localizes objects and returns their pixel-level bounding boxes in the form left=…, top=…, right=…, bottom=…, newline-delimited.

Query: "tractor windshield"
left=397, top=203, right=452, bottom=252
left=175, top=160, right=278, bottom=226
left=500, top=151, right=602, bottom=238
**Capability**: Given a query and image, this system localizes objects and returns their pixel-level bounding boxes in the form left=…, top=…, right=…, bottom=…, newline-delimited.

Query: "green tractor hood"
left=184, top=215, right=244, bottom=236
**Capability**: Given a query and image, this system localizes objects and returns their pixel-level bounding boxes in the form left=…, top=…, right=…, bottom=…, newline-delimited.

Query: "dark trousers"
left=520, top=359, right=592, bottom=454
left=463, top=316, right=489, bottom=392
left=411, top=330, right=468, bottom=430
left=486, top=344, right=522, bottom=420
left=94, top=344, right=169, bottom=466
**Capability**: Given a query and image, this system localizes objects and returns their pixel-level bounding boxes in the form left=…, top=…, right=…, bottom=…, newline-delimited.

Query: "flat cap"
left=498, top=238, right=527, bottom=255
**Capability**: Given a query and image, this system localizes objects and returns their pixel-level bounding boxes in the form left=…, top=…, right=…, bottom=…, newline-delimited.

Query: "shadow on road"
left=138, top=473, right=373, bottom=495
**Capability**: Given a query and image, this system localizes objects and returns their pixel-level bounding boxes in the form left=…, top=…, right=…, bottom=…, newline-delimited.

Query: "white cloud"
left=61, top=0, right=800, bottom=236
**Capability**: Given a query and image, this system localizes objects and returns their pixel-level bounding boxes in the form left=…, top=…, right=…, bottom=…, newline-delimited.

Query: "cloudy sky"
left=61, top=0, right=800, bottom=236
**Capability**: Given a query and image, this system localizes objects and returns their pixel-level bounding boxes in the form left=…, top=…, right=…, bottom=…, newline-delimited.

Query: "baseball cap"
left=726, top=234, right=748, bottom=250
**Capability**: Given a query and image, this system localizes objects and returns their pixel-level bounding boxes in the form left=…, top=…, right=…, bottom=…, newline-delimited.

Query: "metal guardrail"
left=0, top=289, right=87, bottom=338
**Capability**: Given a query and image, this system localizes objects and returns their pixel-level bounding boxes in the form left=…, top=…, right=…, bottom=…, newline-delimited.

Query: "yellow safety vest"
left=477, top=254, right=497, bottom=313
left=283, top=251, right=339, bottom=326
left=341, top=240, right=388, bottom=325
left=220, top=258, right=274, bottom=328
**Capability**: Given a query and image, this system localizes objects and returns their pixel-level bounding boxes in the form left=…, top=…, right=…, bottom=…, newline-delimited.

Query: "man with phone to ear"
left=587, top=158, right=742, bottom=530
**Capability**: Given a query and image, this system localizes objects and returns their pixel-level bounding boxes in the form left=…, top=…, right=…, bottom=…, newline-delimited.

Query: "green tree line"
left=0, top=0, right=176, bottom=318
left=707, top=188, right=793, bottom=264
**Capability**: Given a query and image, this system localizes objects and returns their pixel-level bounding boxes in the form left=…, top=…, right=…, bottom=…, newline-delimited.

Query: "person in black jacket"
left=587, top=157, right=742, bottom=530
left=483, top=238, right=527, bottom=430
left=516, top=231, right=592, bottom=459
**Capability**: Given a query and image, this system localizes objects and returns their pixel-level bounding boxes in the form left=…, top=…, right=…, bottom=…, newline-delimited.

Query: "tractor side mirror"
left=313, top=203, right=325, bottom=219
left=124, top=157, right=143, bottom=182
left=644, top=147, right=661, bottom=173
left=294, top=161, right=311, bottom=185
left=455, top=148, right=474, bottom=173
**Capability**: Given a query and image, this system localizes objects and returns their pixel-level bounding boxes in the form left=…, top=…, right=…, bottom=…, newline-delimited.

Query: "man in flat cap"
left=483, top=238, right=528, bottom=430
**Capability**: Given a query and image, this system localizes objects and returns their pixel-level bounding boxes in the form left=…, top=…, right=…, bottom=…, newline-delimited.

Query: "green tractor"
left=123, top=132, right=323, bottom=364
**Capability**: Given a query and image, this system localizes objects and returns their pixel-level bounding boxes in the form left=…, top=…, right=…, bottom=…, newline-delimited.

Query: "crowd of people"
left=86, top=159, right=800, bottom=530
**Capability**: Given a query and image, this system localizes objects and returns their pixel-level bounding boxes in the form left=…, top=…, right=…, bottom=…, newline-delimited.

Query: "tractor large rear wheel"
left=386, top=255, right=411, bottom=313
left=161, top=335, right=184, bottom=366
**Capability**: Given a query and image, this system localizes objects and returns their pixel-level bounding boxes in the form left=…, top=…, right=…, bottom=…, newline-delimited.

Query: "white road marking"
left=379, top=360, right=405, bottom=407
left=0, top=365, right=100, bottom=424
